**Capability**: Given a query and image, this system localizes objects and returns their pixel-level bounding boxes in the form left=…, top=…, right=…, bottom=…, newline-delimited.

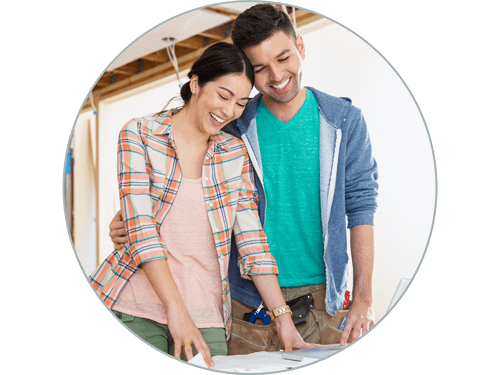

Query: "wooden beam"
left=199, top=21, right=232, bottom=40
left=112, top=68, right=135, bottom=76
left=91, top=39, right=227, bottom=102
left=80, top=9, right=325, bottom=110
left=141, top=50, right=168, bottom=63
left=175, top=35, right=204, bottom=50
left=205, top=6, right=240, bottom=20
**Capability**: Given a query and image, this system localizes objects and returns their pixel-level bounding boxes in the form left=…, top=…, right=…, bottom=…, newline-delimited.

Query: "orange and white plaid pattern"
left=89, top=110, right=278, bottom=338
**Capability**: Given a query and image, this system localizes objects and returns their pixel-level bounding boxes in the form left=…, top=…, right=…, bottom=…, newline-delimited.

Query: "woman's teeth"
left=210, top=112, right=224, bottom=124
left=272, top=77, right=290, bottom=90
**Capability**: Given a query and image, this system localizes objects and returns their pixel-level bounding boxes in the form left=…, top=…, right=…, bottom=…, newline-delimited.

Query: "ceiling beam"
left=81, top=9, right=325, bottom=112
left=205, top=6, right=240, bottom=20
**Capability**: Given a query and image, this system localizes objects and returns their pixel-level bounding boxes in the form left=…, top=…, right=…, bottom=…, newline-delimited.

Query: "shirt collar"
left=153, top=109, right=230, bottom=152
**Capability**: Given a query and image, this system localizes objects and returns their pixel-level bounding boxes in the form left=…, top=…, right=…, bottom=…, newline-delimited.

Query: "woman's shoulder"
left=219, top=130, right=248, bottom=154
left=120, top=113, right=170, bottom=135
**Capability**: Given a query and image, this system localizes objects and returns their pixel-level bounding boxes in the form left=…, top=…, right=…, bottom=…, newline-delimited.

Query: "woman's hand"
left=274, top=313, right=320, bottom=351
left=166, top=306, right=215, bottom=367
left=250, top=274, right=321, bottom=351
left=141, top=260, right=215, bottom=368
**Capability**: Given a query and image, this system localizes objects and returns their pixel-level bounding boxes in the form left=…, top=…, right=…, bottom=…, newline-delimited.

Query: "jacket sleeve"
left=233, top=150, right=278, bottom=280
left=117, top=118, right=169, bottom=265
left=344, top=109, right=379, bottom=228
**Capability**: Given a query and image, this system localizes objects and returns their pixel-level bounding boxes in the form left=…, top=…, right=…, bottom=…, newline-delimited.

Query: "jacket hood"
left=226, top=87, right=355, bottom=135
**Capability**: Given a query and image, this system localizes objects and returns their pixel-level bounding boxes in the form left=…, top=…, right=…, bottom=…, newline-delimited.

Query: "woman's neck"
left=169, top=105, right=211, bottom=179
left=170, top=105, right=210, bottom=147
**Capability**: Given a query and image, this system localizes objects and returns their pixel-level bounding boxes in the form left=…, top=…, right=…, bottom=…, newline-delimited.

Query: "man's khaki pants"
left=227, top=284, right=348, bottom=355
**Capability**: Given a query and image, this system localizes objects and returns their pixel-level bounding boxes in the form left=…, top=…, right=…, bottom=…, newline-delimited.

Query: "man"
left=109, top=4, right=378, bottom=353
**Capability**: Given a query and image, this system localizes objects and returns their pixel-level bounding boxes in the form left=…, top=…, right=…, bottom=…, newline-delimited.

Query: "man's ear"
left=296, top=35, right=306, bottom=60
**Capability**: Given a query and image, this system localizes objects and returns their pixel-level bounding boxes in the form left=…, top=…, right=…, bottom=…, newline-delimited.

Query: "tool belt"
left=242, top=293, right=316, bottom=326
left=228, top=289, right=349, bottom=355
left=287, top=293, right=316, bottom=326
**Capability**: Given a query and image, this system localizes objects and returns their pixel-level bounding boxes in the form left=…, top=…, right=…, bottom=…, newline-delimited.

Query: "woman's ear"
left=190, top=75, right=199, bottom=95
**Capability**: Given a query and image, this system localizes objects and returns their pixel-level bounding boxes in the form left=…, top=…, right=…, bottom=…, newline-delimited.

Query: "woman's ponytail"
left=180, top=80, right=193, bottom=104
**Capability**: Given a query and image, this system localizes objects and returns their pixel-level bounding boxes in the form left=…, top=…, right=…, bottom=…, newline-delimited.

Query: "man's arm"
left=340, top=224, right=375, bottom=346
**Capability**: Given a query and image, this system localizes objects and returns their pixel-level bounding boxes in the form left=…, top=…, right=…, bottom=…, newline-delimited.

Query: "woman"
left=89, top=42, right=312, bottom=368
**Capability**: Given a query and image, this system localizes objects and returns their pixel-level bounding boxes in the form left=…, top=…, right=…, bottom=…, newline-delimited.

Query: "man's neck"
left=262, top=87, right=308, bottom=123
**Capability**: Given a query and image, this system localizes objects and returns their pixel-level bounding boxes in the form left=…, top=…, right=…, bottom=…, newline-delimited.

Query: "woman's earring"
left=192, top=90, right=195, bottom=94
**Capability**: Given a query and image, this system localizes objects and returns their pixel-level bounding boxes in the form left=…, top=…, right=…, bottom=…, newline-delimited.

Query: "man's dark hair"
left=231, top=4, right=296, bottom=50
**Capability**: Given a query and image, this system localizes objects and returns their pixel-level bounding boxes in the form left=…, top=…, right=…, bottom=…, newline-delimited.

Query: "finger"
left=340, top=323, right=351, bottom=346
left=183, top=342, right=194, bottom=361
left=114, top=243, right=125, bottom=250
left=348, top=325, right=362, bottom=343
left=109, top=213, right=121, bottom=230
left=302, top=342, right=320, bottom=350
left=109, top=222, right=126, bottom=231
left=112, top=210, right=123, bottom=221
left=110, top=231, right=128, bottom=243
left=364, top=319, right=375, bottom=333
left=193, top=338, right=214, bottom=367
left=174, top=343, right=181, bottom=359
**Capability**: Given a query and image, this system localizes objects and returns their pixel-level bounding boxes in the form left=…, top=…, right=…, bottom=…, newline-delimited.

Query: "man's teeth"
left=210, top=113, right=224, bottom=123
left=272, top=78, right=290, bottom=90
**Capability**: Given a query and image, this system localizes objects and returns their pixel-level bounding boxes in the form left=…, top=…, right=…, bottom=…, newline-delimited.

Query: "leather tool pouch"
left=287, top=293, right=315, bottom=326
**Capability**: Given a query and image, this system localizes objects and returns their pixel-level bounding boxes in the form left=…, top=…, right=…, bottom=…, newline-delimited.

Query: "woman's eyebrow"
left=219, top=87, right=250, bottom=100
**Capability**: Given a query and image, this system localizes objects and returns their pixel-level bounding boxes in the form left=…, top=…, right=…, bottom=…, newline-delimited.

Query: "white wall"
left=302, top=23, right=436, bottom=320
left=74, top=21, right=436, bottom=322
left=72, top=110, right=97, bottom=275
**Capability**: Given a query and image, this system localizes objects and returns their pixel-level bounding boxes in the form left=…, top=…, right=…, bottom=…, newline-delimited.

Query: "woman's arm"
left=117, top=120, right=214, bottom=367
left=251, top=274, right=318, bottom=351
left=141, top=259, right=214, bottom=366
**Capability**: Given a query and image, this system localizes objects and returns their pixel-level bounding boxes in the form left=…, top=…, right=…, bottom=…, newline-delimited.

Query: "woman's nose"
left=221, top=102, right=234, bottom=119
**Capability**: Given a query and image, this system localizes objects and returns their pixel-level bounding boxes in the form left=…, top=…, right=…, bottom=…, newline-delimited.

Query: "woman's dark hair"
left=231, top=4, right=296, bottom=50
left=157, top=42, right=254, bottom=115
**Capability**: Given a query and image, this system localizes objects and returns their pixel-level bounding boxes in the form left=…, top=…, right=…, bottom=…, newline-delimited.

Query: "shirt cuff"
left=238, top=254, right=279, bottom=280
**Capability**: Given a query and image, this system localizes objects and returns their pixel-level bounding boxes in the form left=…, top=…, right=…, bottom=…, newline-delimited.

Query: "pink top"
left=113, top=177, right=224, bottom=329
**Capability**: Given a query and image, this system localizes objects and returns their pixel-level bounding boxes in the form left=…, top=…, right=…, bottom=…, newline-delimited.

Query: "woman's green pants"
left=112, top=310, right=227, bottom=359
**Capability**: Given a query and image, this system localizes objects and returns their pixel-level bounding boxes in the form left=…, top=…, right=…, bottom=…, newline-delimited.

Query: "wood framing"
left=80, top=7, right=324, bottom=112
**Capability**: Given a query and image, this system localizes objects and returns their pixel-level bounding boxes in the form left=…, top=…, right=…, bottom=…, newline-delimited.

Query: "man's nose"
left=268, top=64, right=282, bottom=82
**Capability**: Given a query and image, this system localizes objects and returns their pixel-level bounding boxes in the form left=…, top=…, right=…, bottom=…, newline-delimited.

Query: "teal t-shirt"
left=256, top=89, right=326, bottom=287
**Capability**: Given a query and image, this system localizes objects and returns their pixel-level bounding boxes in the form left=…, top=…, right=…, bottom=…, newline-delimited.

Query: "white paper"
left=188, top=351, right=317, bottom=372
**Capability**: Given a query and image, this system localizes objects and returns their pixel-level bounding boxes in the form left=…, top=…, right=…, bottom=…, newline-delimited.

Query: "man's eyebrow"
left=252, top=49, right=291, bottom=68
left=219, top=87, right=250, bottom=100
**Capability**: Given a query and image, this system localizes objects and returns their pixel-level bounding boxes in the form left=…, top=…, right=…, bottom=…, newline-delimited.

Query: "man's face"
left=243, top=31, right=306, bottom=105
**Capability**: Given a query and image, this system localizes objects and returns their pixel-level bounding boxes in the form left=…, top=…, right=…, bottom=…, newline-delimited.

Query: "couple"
left=90, top=4, right=378, bottom=368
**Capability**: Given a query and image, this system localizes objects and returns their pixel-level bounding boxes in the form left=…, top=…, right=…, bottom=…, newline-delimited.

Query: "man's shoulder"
left=307, top=87, right=362, bottom=124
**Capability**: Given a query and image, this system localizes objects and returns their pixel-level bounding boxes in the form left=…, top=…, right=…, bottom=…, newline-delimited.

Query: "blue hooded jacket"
left=223, top=87, right=378, bottom=316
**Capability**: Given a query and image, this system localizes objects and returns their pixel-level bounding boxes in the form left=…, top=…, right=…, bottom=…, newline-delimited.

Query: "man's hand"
left=339, top=300, right=375, bottom=346
left=109, top=210, right=127, bottom=250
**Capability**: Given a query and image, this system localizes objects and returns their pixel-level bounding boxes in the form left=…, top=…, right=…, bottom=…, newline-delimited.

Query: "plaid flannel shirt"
left=89, top=110, right=278, bottom=339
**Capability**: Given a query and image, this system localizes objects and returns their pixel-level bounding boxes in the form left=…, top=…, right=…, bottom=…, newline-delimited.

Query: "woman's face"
left=190, top=73, right=252, bottom=136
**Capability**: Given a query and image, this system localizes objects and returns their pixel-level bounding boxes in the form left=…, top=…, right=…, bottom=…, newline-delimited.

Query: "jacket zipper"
left=242, top=134, right=267, bottom=226
left=323, top=128, right=343, bottom=313
left=242, top=133, right=268, bottom=309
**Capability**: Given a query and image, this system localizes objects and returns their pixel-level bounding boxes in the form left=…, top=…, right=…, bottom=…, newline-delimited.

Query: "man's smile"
left=270, top=77, right=291, bottom=91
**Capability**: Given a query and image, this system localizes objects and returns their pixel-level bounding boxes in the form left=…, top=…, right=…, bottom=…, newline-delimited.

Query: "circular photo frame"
left=64, top=2, right=436, bottom=373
